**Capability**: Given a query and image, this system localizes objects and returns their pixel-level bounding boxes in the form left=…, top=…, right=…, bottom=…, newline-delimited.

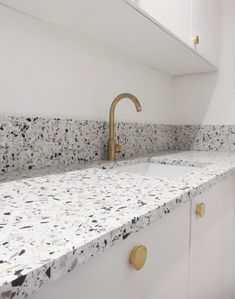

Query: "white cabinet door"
left=190, top=175, right=235, bottom=299
left=130, top=0, right=191, bottom=45
left=30, top=202, right=190, bottom=299
left=191, top=0, right=221, bottom=65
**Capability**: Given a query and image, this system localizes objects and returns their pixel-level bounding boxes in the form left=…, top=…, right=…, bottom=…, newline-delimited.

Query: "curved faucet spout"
left=108, top=93, right=142, bottom=161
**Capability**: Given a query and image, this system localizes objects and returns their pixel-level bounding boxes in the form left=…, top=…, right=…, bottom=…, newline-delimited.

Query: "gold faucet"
left=108, top=93, right=142, bottom=161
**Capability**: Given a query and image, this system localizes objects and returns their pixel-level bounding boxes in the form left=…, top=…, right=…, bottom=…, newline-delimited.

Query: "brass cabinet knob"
left=129, top=245, right=147, bottom=271
left=192, top=35, right=200, bottom=45
left=196, top=203, right=206, bottom=217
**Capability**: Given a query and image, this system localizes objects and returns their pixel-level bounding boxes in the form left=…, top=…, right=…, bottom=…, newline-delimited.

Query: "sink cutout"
left=113, top=162, right=199, bottom=178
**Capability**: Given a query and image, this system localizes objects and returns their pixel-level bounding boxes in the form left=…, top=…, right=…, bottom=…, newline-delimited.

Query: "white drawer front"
left=31, top=202, right=190, bottom=299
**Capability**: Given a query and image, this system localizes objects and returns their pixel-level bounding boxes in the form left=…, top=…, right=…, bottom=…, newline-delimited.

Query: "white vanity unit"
left=190, top=174, right=235, bottom=299
left=31, top=171, right=235, bottom=299
left=1, top=152, right=235, bottom=299
left=31, top=201, right=190, bottom=299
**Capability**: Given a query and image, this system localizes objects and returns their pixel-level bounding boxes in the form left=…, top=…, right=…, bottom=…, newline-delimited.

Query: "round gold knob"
left=196, top=203, right=206, bottom=217
left=192, top=35, right=200, bottom=45
left=129, top=245, right=147, bottom=271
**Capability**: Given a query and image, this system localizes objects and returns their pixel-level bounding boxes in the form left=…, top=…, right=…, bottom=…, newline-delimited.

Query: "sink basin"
left=113, top=162, right=199, bottom=178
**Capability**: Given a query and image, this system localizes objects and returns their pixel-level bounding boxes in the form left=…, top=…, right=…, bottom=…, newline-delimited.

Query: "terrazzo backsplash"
left=0, top=116, right=175, bottom=174
left=0, top=115, right=235, bottom=174
left=175, top=125, right=235, bottom=152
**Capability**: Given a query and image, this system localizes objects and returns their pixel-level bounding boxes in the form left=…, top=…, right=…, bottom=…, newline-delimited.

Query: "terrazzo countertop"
left=1, top=151, right=235, bottom=299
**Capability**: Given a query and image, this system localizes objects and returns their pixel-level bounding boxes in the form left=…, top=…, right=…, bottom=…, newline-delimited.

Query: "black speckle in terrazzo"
left=122, top=233, right=130, bottom=240
left=19, top=226, right=33, bottom=230
left=45, top=268, right=51, bottom=279
left=14, top=270, right=23, bottom=277
left=11, top=276, right=26, bottom=287
left=18, top=250, right=25, bottom=256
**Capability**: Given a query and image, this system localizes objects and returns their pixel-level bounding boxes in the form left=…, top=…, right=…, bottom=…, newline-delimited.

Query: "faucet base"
left=108, top=139, right=116, bottom=161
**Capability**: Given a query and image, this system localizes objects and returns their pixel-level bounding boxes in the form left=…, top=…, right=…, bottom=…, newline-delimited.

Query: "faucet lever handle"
left=115, top=136, right=124, bottom=153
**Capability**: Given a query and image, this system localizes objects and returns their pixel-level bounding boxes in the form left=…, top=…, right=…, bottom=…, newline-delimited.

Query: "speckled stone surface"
left=174, top=125, right=235, bottom=152
left=0, top=116, right=107, bottom=174
left=0, top=116, right=176, bottom=174
left=0, top=116, right=235, bottom=173
left=1, top=116, right=235, bottom=175
left=1, top=151, right=235, bottom=299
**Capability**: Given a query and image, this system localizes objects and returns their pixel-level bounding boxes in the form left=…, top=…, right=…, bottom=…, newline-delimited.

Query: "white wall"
left=172, top=0, right=235, bottom=125
left=0, top=4, right=173, bottom=124
left=2, top=1, right=233, bottom=126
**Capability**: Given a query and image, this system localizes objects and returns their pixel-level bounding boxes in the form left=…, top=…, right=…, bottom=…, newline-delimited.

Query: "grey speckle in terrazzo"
left=1, top=151, right=235, bottom=298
